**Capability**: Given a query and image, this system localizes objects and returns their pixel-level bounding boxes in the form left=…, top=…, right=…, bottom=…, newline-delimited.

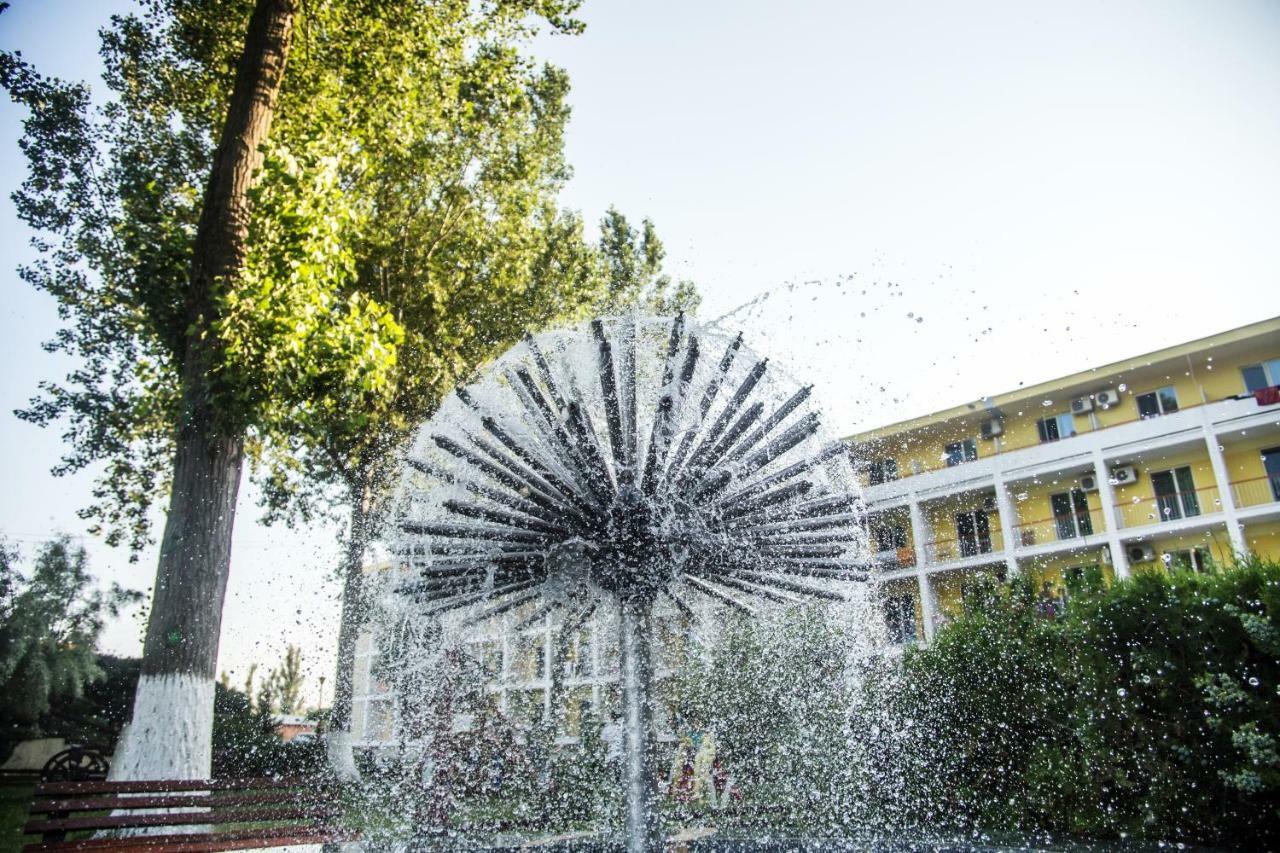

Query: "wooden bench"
left=23, top=777, right=355, bottom=853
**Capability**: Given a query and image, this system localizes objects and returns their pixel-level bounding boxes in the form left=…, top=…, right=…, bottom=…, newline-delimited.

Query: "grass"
left=0, top=781, right=34, bottom=853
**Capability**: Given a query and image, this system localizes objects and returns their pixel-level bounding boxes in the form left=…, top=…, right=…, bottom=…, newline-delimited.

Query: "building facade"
left=848, top=316, right=1280, bottom=645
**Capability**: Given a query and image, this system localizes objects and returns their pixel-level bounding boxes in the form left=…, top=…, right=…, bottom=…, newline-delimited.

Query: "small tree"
left=266, top=645, right=304, bottom=715
left=0, top=537, right=141, bottom=761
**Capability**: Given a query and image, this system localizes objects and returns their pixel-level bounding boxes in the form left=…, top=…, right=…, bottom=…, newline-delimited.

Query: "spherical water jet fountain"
left=391, top=314, right=869, bottom=850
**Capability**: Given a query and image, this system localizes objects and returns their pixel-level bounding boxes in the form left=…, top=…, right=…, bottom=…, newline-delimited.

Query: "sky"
left=1, top=0, right=1278, bottom=699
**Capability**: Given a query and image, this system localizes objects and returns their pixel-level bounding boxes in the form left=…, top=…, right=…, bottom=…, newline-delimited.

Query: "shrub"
left=900, top=557, right=1280, bottom=846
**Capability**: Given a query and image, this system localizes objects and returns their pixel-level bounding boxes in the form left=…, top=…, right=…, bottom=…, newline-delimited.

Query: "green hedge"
left=892, top=557, right=1280, bottom=846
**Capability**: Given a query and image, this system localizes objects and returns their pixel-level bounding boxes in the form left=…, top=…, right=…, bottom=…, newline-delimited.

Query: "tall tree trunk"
left=327, top=475, right=377, bottom=780
left=110, top=0, right=296, bottom=782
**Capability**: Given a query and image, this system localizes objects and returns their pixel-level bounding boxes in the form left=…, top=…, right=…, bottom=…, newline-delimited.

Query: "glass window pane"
left=1267, top=359, right=1280, bottom=385
left=1243, top=364, right=1268, bottom=393
left=1137, top=392, right=1160, bottom=418
left=1158, top=386, right=1178, bottom=413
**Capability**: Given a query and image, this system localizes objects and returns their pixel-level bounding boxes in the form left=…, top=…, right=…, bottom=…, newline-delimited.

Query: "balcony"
left=1116, top=484, right=1221, bottom=530
left=1231, top=475, right=1280, bottom=509
left=859, top=394, right=1280, bottom=505
left=922, top=527, right=1006, bottom=566
left=872, top=547, right=918, bottom=569
left=1011, top=508, right=1107, bottom=549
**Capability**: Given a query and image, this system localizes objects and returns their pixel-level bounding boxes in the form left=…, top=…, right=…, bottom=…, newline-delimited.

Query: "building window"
left=1264, top=447, right=1280, bottom=501
left=1136, top=386, right=1178, bottom=419
left=1163, top=548, right=1209, bottom=573
left=955, top=509, right=992, bottom=556
left=873, top=523, right=908, bottom=552
left=1242, top=359, right=1280, bottom=393
left=1050, top=489, right=1093, bottom=540
left=867, top=458, right=898, bottom=485
left=944, top=438, right=978, bottom=467
left=1036, top=412, right=1077, bottom=443
left=883, top=594, right=917, bottom=645
left=364, top=699, right=393, bottom=741
left=1150, top=465, right=1199, bottom=520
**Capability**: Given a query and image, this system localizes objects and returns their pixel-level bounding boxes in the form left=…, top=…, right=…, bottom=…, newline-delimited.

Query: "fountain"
left=390, top=314, right=869, bottom=849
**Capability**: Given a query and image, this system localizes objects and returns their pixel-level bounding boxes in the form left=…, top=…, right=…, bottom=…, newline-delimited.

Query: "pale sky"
left=2, top=1, right=1278, bottom=696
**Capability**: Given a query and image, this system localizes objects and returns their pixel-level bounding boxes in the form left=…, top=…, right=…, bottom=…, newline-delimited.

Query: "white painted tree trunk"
left=109, top=674, right=214, bottom=781
left=325, top=729, right=360, bottom=782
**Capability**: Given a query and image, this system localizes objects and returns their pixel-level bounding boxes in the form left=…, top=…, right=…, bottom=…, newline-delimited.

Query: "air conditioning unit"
left=980, top=418, right=1003, bottom=440
left=1110, top=465, right=1138, bottom=485
left=1095, top=388, right=1122, bottom=408
left=1070, top=396, right=1093, bottom=414
left=1128, top=543, right=1156, bottom=563
left=1080, top=474, right=1100, bottom=491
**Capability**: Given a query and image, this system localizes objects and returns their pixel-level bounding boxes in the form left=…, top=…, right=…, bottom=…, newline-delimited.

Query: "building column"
left=992, top=473, right=1019, bottom=578
left=1091, top=451, right=1130, bottom=579
left=1202, top=416, right=1248, bottom=559
left=916, top=570, right=937, bottom=643
left=908, top=497, right=936, bottom=641
left=908, top=497, right=932, bottom=566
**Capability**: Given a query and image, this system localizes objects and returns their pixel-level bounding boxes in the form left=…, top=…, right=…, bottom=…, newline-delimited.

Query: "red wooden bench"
left=22, top=777, right=356, bottom=853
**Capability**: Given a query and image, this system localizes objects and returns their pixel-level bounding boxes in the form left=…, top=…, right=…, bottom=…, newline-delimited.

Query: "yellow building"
left=848, top=316, right=1280, bottom=645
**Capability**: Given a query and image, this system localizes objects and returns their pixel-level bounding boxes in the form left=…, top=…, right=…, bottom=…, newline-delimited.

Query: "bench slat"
left=29, top=792, right=304, bottom=814
left=22, top=827, right=356, bottom=853
left=33, top=779, right=323, bottom=796
left=25, top=805, right=339, bottom=835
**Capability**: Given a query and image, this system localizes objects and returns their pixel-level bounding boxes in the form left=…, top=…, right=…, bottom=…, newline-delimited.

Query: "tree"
left=264, top=644, right=304, bottom=716
left=3, top=0, right=584, bottom=780
left=594, top=207, right=701, bottom=316
left=233, top=41, right=699, bottom=779
left=0, top=537, right=140, bottom=761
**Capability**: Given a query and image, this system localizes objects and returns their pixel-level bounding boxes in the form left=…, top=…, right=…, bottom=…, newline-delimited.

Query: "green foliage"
left=253, top=644, right=306, bottom=716
left=212, top=677, right=324, bottom=780
left=38, top=655, right=140, bottom=754
left=595, top=207, right=701, bottom=316
left=670, top=608, right=861, bottom=830
left=0, top=0, right=590, bottom=552
left=0, top=537, right=141, bottom=761
left=545, top=710, right=619, bottom=828
left=897, top=558, right=1280, bottom=846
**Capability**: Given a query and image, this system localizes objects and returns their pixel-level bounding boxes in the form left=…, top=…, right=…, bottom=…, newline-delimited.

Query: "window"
left=468, top=641, right=501, bottom=680
left=1037, top=412, right=1077, bottom=443
left=955, top=509, right=992, bottom=556
left=883, top=594, right=917, bottom=645
left=1264, top=447, right=1280, bottom=502
left=364, top=699, right=393, bottom=740
left=873, top=523, right=908, bottom=552
left=1163, top=548, right=1209, bottom=573
left=1242, top=359, right=1280, bottom=393
left=867, top=458, right=898, bottom=485
left=1050, top=489, right=1093, bottom=540
left=945, top=438, right=978, bottom=467
left=1150, top=465, right=1199, bottom=520
left=1136, top=386, right=1178, bottom=419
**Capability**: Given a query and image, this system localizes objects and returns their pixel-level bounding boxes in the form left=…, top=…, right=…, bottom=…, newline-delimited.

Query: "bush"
left=212, top=681, right=325, bottom=779
left=899, top=557, right=1280, bottom=846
